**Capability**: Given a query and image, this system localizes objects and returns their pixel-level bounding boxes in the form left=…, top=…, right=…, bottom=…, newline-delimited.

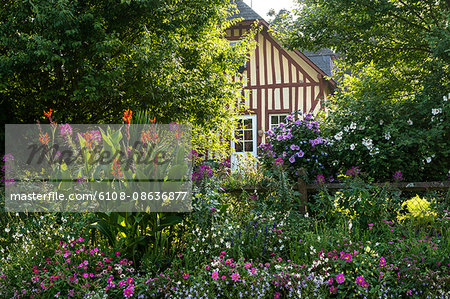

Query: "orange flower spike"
left=122, top=109, right=132, bottom=124
left=112, top=158, right=123, bottom=179
left=43, top=109, right=53, bottom=118
left=149, top=117, right=156, bottom=124
left=39, top=133, right=50, bottom=145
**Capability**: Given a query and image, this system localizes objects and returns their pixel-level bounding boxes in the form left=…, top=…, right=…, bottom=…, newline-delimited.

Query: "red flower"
left=123, top=109, right=132, bottom=124
left=39, top=133, right=50, bottom=145
left=44, top=109, right=53, bottom=119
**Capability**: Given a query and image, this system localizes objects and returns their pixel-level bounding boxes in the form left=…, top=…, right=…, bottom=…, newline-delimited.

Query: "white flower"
left=370, top=147, right=380, bottom=156
left=432, top=108, right=442, bottom=115
left=384, top=132, right=391, bottom=140
left=350, top=122, right=357, bottom=130
left=344, top=126, right=349, bottom=132
left=379, top=120, right=384, bottom=125
left=5, top=227, right=10, bottom=233
left=365, top=116, right=370, bottom=120
left=334, top=132, right=343, bottom=141
left=350, top=144, right=356, bottom=150
left=407, top=119, right=413, bottom=125
left=426, top=157, right=432, bottom=163
left=362, top=138, right=373, bottom=150
left=444, top=95, right=448, bottom=102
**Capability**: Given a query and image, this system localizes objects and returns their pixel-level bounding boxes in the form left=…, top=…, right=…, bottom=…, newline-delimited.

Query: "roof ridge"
left=228, top=0, right=263, bottom=21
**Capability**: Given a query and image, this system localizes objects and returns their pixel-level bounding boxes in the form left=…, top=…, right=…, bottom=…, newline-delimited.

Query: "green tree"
left=0, top=0, right=253, bottom=126
left=277, top=0, right=449, bottom=181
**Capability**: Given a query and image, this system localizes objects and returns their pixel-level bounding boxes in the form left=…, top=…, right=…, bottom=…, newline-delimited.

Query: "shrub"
left=322, top=65, right=449, bottom=182
left=397, top=195, right=437, bottom=226
left=259, top=112, right=332, bottom=182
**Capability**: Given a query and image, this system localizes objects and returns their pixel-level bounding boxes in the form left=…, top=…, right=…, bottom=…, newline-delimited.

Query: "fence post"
left=297, top=168, right=308, bottom=214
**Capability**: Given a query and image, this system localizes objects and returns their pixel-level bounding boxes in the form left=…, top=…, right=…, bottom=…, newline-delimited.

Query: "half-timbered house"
left=227, top=0, right=336, bottom=164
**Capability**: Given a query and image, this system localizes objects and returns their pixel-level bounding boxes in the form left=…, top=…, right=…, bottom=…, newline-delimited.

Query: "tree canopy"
left=280, top=0, right=449, bottom=95
left=0, top=0, right=253, bottom=126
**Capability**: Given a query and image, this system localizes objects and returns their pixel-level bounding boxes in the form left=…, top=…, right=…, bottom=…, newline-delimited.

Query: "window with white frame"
left=269, top=114, right=289, bottom=130
left=234, top=116, right=256, bottom=153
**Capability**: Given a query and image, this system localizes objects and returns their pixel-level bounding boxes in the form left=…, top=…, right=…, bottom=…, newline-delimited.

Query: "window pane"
left=245, top=142, right=253, bottom=152
left=271, top=115, right=278, bottom=125
left=235, top=130, right=242, bottom=139
left=235, top=142, right=243, bottom=152
left=244, top=119, right=252, bottom=129
left=244, top=130, right=252, bottom=141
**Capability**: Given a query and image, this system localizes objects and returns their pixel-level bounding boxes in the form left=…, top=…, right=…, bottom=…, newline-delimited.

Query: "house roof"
left=302, top=49, right=336, bottom=57
left=228, top=0, right=262, bottom=21
left=302, top=49, right=337, bottom=77
left=228, top=1, right=336, bottom=85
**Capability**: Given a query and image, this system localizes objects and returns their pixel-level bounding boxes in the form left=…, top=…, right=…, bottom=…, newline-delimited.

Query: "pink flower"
left=330, top=286, right=337, bottom=294
left=406, top=290, right=412, bottom=296
left=328, top=277, right=333, bottom=285
left=250, top=268, right=258, bottom=275
left=356, top=276, right=365, bottom=286
left=212, top=271, right=219, bottom=280
left=274, top=292, right=281, bottom=299
left=82, top=273, right=88, bottom=278
left=344, top=254, right=352, bottom=262
left=231, top=272, right=240, bottom=282
left=336, top=273, right=345, bottom=284
left=126, top=277, right=134, bottom=285
left=274, top=158, right=284, bottom=167
left=316, top=174, right=325, bottom=184
left=221, top=275, right=226, bottom=280
left=123, top=286, right=134, bottom=298
left=244, top=262, right=251, bottom=269
left=83, top=260, right=89, bottom=266
left=380, top=256, right=386, bottom=267
left=182, top=273, right=189, bottom=279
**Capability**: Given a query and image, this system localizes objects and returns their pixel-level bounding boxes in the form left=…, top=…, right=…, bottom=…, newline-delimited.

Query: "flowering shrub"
left=322, top=67, right=449, bottom=181
left=397, top=195, right=437, bottom=226
left=259, top=112, right=331, bottom=181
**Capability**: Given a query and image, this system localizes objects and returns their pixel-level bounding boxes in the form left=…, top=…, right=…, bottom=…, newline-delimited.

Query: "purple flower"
left=276, top=135, right=283, bottom=141
left=346, top=166, right=360, bottom=177
left=3, top=153, right=14, bottom=162
left=316, top=174, right=325, bottom=184
left=274, top=158, right=284, bottom=167
left=76, top=177, right=87, bottom=183
left=393, top=171, right=403, bottom=182
left=60, top=124, right=73, bottom=136
left=336, top=273, right=345, bottom=284
left=296, top=150, right=304, bottom=158
left=4, top=178, right=15, bottom=186
left=289, top=156, right=295, bottom=163
left=169, top=122, right=178, bottom=131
